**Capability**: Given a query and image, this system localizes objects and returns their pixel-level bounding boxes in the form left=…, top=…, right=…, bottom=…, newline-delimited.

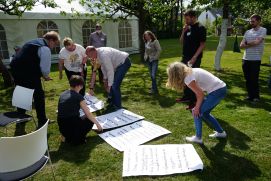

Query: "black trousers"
left=242, top=60, right=261, bottom=99
left=64, top=67, right=87, bottom=96
left=57, top=116, right=93, bottom=145
left=11, top=73, right=47, bottom=128
left=181, top=57, right=202, bottom=103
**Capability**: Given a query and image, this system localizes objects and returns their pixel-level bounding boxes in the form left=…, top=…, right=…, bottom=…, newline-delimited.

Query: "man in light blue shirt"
left=10, top=31, right=60, bottom=134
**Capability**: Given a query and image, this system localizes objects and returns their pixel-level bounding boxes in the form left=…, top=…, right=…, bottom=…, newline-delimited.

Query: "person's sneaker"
left=209, top=131, right=227, bottom=138
left=149, top=89, right=158, bottom=95
left=243, top=97, right=253, bottom=101
left=185, top=135, right=203, bottom=144
left=48, top=119, right=56, bottom=124
left=252, top=98, right=260, bottom=102
left=186, top=103, right=195, bottom=110
left=176, top=97, right=190, bottom=103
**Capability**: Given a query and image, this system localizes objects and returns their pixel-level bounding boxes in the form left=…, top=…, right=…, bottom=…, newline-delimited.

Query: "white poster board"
left=93, top=109, right=144, bottom=130
left=123, top=144, right=203, bottom=177
left=79, top=94, right=104, bottom=117
left=99, top=121, right=171, bottom=151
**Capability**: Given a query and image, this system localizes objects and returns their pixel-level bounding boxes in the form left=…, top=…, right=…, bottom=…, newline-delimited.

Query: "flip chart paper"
left=122, top=144, right=203, bottom=177
left=93, top=109, right=144, bottom=129
left=99, top=120, right=171, bottom=151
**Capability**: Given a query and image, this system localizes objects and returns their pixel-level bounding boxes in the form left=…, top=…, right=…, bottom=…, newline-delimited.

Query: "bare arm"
left=58, top=59, right=64, bottom=80
left=179, top=25, right=189, bottom=44
left=240, top=37, right=264, bottom=49
left=189, top=42, right=205, bottom=65
left=187, top=80, right=205, bottom=117
left=80, top=100, right=103, bottom=132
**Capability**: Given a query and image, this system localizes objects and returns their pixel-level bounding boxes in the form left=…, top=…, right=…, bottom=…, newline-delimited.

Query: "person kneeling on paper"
left=57, top=75, right=102, bottom=145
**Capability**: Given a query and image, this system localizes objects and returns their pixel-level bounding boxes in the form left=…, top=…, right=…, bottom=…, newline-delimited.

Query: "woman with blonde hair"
left=59, top=37, right=87, bottom=95
left=167, top=62, right=227, bottom=144
left=143, top=30, right=161, bottom=94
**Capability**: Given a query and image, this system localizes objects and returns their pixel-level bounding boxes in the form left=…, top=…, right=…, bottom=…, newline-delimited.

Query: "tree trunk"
left=180, top=0, right=183, bottom=31
left=138, top=10, right=147, bottom=62
left=214, top=1, right=229, bottom=71
left=0, top=59, right=14, bottom=87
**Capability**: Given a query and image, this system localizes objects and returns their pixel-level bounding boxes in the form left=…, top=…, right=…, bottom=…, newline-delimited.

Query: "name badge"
left=187, top=32, right=191, bottom=36
left=101, top=38, right=105, bottom=41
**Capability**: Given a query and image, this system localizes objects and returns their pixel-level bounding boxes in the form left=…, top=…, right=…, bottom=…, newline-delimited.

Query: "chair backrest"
left=12, top=85, right=34, bottom=111
left=0, top=121, right=49, bottom=173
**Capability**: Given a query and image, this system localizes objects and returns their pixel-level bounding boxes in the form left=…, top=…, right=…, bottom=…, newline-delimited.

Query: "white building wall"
left=198, top=11, right=217, bottom=26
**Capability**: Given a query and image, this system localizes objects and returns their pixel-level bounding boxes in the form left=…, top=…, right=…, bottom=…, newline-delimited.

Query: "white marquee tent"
left=0, top=0, right=139, bottom=64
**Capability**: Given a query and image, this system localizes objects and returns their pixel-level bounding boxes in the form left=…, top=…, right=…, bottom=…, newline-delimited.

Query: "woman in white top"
left=167, top=62, right=227, bottom=144
left=59, top=37, right=87, bottom=95
left=143, top=31, right=161, bottom=94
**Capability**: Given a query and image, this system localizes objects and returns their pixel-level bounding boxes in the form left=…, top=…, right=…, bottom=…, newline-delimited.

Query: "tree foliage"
left=80, top=0, right=179, bottom=60
left=0, top=0, right=57, bottom=16
left=190, top=0, right=271, bottom=19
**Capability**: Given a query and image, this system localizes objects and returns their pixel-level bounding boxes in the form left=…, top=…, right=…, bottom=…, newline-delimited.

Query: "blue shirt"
left=38, top=46, right=51, bottom=77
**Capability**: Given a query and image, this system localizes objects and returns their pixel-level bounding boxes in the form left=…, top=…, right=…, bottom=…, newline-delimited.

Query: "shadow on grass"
left=0, top=87, right=14, bottom=111
left=214, top=69, right=271, bottom=112
left=198, top=140, right=261, bottom=181
left=218, top=119, right=251, bottom=150
left=50, top=134, right=103, bottom=165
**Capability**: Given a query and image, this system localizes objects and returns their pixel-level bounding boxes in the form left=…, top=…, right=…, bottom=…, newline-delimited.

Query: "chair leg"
left=47, top=149, right=56, bottom=181
left=33, top=117, right=38, bottom=129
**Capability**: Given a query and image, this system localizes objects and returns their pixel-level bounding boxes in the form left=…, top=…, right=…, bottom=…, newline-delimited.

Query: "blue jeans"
left=109, top=58, right=131, bottom=108
left=147, top=60, right=158, bottom=92
left=194, top=86, right=227, bottom=138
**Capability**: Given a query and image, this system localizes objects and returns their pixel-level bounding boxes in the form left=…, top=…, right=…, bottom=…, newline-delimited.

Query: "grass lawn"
left=0, top=36, right=271, bottom=181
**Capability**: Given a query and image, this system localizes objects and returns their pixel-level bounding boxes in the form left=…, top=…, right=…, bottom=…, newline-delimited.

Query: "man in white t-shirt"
left=59, top=37, right=87, bottom=95
left=240, top=14, right=267, bottom=102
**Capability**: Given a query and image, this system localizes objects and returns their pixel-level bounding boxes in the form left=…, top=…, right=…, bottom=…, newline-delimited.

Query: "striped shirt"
left=243, top=27, right=266, bottom=61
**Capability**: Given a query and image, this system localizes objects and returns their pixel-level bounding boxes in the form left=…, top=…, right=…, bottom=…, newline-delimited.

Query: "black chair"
left=0, top=85, right=36, bottom=135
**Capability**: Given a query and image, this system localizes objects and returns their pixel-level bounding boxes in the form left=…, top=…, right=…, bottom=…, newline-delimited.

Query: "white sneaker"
left=185, top=136, right=203, bottom=144
left=209, top=131, right=227, bottom=138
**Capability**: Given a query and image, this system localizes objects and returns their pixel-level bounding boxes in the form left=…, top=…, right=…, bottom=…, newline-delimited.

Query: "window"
left=82, top=20, right=96, bottom=48
left=0, top=24, right=9, bottom=59
left=37, top=20, right=60, bottom=54
left=118, top=21, right=132, bottom=48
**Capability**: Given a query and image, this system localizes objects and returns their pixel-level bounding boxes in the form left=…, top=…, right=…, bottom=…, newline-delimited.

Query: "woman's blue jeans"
left=147, top=60, right=158, bottom=92
left=109, top=58, right=131, bottom=108
left=193, top=86, right=227, bottom=138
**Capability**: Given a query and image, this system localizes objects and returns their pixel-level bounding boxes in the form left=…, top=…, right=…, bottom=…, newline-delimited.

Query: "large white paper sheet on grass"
left=79, top=94, right=104, bottom=117
left=93, top=109, right=144, bottom=130
left=99, top=120, right=171, bottom=151
left=123, top=144, right=203, bottom=177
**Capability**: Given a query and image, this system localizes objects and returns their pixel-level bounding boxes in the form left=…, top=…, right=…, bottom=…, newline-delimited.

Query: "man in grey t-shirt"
left=240, top=14, right=266, bottom=102
left=89, top=23, right=107, bottom=85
